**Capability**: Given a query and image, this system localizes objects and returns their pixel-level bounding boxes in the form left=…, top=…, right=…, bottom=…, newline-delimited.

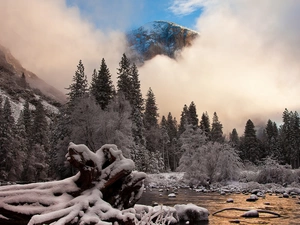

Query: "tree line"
left=0, top=53, right=299, bottom=183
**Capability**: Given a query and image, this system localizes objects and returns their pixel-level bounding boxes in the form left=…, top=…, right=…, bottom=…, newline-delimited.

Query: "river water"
left=137, top=188, right=300, bottom=224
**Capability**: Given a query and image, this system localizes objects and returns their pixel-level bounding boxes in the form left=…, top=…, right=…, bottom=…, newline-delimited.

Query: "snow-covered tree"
left=0, top=98, right=15, bottom=180
left=177, top=125, right=207, bottom=173
left=178, top=127, right=242, bottom=185
left=160, top=116, right=171, bottom=170
left=96, top=93, right=134, bottom=157
left=22, top=100, right=33, bottom=147
left=32, top=99, right=49, bottom=148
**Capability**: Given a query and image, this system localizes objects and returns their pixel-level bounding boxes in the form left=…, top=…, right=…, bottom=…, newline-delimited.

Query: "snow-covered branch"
left=0, top=143, right=146, bottom=225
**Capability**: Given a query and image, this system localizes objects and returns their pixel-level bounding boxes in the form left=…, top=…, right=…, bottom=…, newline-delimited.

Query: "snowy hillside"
left=126, top=21, right=199, bottom=63
left=0, top=44, right=62, bottom=120
left=0, top=88, right=60, bottom=122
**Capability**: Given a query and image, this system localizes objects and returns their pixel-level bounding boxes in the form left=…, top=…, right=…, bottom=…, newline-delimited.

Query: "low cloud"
left=140, top=0, right=300, bottom=134
left=0, top=0, right=127, bottom=92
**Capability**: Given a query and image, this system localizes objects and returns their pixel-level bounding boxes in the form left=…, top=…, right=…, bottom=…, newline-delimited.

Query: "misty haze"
left=0, top=0, right=300, bottom=224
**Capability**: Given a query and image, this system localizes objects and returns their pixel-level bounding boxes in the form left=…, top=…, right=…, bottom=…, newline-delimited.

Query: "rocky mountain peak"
left=126, top=21, right=199, bottom=64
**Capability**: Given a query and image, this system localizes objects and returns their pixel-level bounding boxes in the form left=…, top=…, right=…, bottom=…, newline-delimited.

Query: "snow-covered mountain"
left=126, top=21, right=199, bottom=64
left=0, top=44, right=65, bottom=119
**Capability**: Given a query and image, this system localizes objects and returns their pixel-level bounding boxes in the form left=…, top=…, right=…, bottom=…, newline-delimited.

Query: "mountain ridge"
left=126, top=20, right=199, bottom=64
left=0, top=44, right=66, bottom=104
left=0, top=43, right=65, bottom=120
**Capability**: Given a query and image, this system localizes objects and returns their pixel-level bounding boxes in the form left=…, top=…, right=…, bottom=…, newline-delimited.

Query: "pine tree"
left=0, top=98, right=15, bottom=180
left=129, top=63, right=145, bottom=145
left=143, top=88, right=160, bottom=156
left=32, top=100, right=49, bottom=147
left=66, top=60, right=88, bottom=105
left=23, top=101, right=32, bottom=142
left=13, top=112, right=28, bottom=181
left=264, top=119, right=279, bottom=158
left=279, top=109, right=300, bottom=167
left=229, top=128, right=239, bottom=147
left=187, top=101, right=198, bottom=129
left=166, top=112, right=178, bottom=142
left=117, top=53, right=131, bottom=100
left=239, top=119, right=260, bottom=163
left=210, top=112, right=224, bottom=143
left=200, top=112, right=210, bottom=136
left=19, top=72, right=29, bottom=89
left=178, top=104, right=189, bottom=135
left=160, top=116, right=170, bottom=170
left=90, top=58, right=115, bottom=110
left=144, top=88, right=159, bottom=130
left=129, top=63, right=144, bottom=111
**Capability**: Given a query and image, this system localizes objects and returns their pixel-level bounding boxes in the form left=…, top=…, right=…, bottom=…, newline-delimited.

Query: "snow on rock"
left=242, top=209, right=259, bottom=218
left=168, top=193, right=176, bottom=198
left=146, top=172, right=185, bottom=188
left=0, top=88, right=59, bottom=123
left=174, top=203, right=209, bottom=222
left=246, top=194, right=258, bottom=202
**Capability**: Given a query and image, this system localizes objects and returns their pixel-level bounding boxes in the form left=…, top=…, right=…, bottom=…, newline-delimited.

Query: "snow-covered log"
left=0, top=143, right=146, bottom=225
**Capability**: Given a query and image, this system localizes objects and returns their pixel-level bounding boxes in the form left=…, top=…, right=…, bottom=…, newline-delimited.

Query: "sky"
left=1, top=0, right=300, bottom=135
left=65, top=0, right=203, bottom=31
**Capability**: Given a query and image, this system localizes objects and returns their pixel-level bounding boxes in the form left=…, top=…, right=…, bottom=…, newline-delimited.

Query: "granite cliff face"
left=127, top=21, right=199, bottom=64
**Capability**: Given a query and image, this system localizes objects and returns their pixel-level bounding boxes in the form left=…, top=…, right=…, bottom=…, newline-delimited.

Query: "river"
left=137, top=188, right=300, bottom=224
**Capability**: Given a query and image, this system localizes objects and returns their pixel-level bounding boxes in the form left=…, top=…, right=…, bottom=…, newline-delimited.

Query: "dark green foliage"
left=187, top=101, right=198, bottom=129
left=229, top=128, right=239, bottom=147
left=199, top=112, right=210, bottom=136
left=66, top=60, right=88, bottom=105
left=210, top=112, right=224, bottom=143
left=0, top=98, right=15, bottom=180
left=166, top=112, right=178, bottom=142
left=129, top=63, right=144, bottom=145
left=144, top=88, right=158, bottom=130
left=23, top=101, right=32, bottom=142
left=129, top=63, right=144, bottom=112
left=19, top=72, right=29, bottom=89
left=278, top=109, right=300, bottom=168
left=239, top=119, right=260, bottom=163
left=117, top=53, right=131, bottom=100
left=178, top=104, right=188, bottom=135
left=90, top=58, right=115, bottom=110
left=160, top=113, right=179, bottom=171
left=32, top=99, right=49, bottom=147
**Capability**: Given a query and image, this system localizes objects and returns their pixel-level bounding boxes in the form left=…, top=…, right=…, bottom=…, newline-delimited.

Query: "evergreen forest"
left=0, top=54, right=300, bottom=184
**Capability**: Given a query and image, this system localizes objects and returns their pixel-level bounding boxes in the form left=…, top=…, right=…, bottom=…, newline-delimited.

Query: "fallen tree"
left=0, top=142, right=146, bottom=225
